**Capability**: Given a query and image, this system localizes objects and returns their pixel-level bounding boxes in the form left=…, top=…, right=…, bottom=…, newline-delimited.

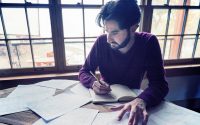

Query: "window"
left=0, top=0, right=199, bottom=76
left=149, top=0, right=200, bottom=62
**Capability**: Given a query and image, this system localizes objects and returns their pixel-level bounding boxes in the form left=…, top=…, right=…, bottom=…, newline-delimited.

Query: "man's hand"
left=111, top=98, right=148, bottom=125
left=92, top=80, right=111, bottom=95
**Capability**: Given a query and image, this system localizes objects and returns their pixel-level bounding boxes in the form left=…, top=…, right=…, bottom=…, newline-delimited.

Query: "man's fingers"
left=93, top=85, right=110, bottom=94
left=100, top=81, right=111, bottom=90
left=117, top=106, right=130, bottom=121
left=142, top=109, right=148, bottom=125
left=109, top=104, right=124, bottom=111
left=93, top=81, right=111, bottom=91
left=93, top=87, right=107, bottom=94
left=129, top=106, right=142, bottom=125
left=128, top=109, right=136, bottom=125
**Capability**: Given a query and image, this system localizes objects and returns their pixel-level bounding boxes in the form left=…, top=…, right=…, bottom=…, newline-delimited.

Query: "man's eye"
left=112, top=31, right=118, bottom=35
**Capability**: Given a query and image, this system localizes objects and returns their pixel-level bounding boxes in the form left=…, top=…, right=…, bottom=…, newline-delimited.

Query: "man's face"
left=104, top=20, right=129, bottom=49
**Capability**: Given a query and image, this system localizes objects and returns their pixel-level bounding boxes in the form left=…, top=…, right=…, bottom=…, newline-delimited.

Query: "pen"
left=90, top=71, right=111, bottom=91
left=89, top=71, right=100, bottom=83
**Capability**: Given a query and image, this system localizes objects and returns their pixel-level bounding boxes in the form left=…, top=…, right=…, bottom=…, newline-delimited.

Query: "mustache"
left=110, top=41, right=119, bottom=45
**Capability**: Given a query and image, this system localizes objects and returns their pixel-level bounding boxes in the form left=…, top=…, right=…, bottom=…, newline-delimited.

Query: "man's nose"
left=107, top=34, right=113, bottom=43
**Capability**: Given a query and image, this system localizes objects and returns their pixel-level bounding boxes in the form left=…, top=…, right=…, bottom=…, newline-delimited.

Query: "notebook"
left=89, top=84, right=137, bottom=103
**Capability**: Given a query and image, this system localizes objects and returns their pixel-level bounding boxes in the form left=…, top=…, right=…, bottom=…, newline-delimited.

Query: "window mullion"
left=163, top=9, right=171, bottom=59
left=192, top=19, right=200, bottom=58
left=0, top=8, right=13, bottom=69
left=140, top=3, right=153, bottom=32
left=177, top=8, right=188, bottom=59
left=24, top=1, right=36, bottom=68
left=49, top=0, right=66, bottom=72
left=81, top=0, right=86, bottom=60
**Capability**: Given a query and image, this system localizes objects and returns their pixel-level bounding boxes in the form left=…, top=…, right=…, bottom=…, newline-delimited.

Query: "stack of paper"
left=28, top=93, right=92, bottom=121
left=70, top=83, right=91, bottom=98
left=148, top=102, right=200, bottom=125
left=0, top=85, right=55, bottom=116
left=33, top=108, right=99, bottom=125
left=35, top=79, right=79, bottom=90
left=7, top=85, right=56, bottom=98
left=1, top=81, right=200, bottom=125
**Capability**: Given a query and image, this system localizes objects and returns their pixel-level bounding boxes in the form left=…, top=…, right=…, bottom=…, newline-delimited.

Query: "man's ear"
left=130, top=24, right=139, bottom=32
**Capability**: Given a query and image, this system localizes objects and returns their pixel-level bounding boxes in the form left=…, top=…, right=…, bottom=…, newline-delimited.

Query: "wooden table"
left=0, top=87, right=111, bottom=125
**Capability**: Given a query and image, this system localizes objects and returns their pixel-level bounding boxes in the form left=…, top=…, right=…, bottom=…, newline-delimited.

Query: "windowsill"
left=165, top=64, right=200, bottom=69
left=0, top=64, right=200, bottom=81
left=0, top=72, right=79, bottom=81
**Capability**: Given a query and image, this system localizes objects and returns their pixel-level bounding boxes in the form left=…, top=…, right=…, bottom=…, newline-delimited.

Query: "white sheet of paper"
left=35, top=79, right=79, bottom=90
left=70, top=83, right=91, bottom=98
left=28, top=93, right=92, bottom=121
left=148, top=101, right=200, bottom=125
left=7, top=85, right=56, bottom=98
left=93, top=101, right=200, bottom=125
left=33, top=108, right=99, bottom=125
left=100, top=89, right=142, bottom=107
left=0, top=91, right=55, bottom=116
left=92, top=111, right=158, bottom=125
left=92, top=111, right=128, bottom=125
left=132, top=89, right=143, bottom=95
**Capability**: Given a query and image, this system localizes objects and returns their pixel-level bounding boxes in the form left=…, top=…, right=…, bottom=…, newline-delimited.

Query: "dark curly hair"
left=96, top=0, right=141, bottom=30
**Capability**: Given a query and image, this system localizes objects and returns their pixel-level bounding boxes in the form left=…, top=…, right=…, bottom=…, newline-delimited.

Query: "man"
left=79, top=0, right=169, bottom=125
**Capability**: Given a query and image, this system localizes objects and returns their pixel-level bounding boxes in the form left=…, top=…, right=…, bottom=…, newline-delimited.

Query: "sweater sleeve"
left=137, top=35, right=169, bottom=108
left=78, top=37, right=100, bottom=88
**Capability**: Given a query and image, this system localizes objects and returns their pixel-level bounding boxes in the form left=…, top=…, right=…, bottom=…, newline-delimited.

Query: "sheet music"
left=28, top=93, right=92, bottom=121
left=33, top=108, right=99, bottom=125
left=35, top=79, right=79, bottom=90
left=7, top=85, right=56, bottom=98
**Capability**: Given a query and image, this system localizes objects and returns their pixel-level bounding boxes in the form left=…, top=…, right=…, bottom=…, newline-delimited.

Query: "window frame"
left=0, top=0, right=199, bottom=77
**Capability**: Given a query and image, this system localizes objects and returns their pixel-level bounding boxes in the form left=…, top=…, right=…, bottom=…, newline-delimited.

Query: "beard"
left=109, top=33, right=131, bottom=50
left=110, top=42, right=120, bottom=49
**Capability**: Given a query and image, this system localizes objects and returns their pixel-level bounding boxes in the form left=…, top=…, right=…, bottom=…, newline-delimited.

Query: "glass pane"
left=169, top=0, right=184, bottom=5
left=85, top=9, right=103, bottom=37
left=189, top=0, right=200, bottom=6
left=1, top=0, right=25, bottom=3
left=85, top=38, right=96, bottom=56
left=26, top=0, right=49, bottom=4
left=62, top=9, right=83, bottom=37
left=136, top=0, right=142, bottom=5
left=103, top=0, right=142, bottom=5
left=2, top=8, right=29, bottom=39
left=180, top=36, right=195, bottom=58
left=152, top=0, right=166, bottom=5
left=61, top=0, right=81, bottom=4
left=0, top=17, right=4, bottom=39
left=184, top=9, right=200, bottom=34
left=194, top=38, right=200, bottom=58
left=0, top=41, right=11, bottom=69
left=104, top=0, right=112, bottom=4
left=152, top=0, right=199, bottom=6
left=27, top=8, right=52, bottom=38
left=32, top=40, right=55, bottom=67
left=164, top=39, right=171, bottom=60
left=157, top=36, right=165, bottom=56
left=83, top=0, right=102, bottom=4
left=64, top=39, right=84, bottom=65
left=166, top=36, right=180, bottom=59
left=168, top=9, right=185, bottom=35
left=9, top=40, right=33, bottom=68
left=151, top=9, right=168, bottom=35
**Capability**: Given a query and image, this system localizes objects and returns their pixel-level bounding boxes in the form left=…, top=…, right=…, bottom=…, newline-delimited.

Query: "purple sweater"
left=79, top=32, right=169, bottom=107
